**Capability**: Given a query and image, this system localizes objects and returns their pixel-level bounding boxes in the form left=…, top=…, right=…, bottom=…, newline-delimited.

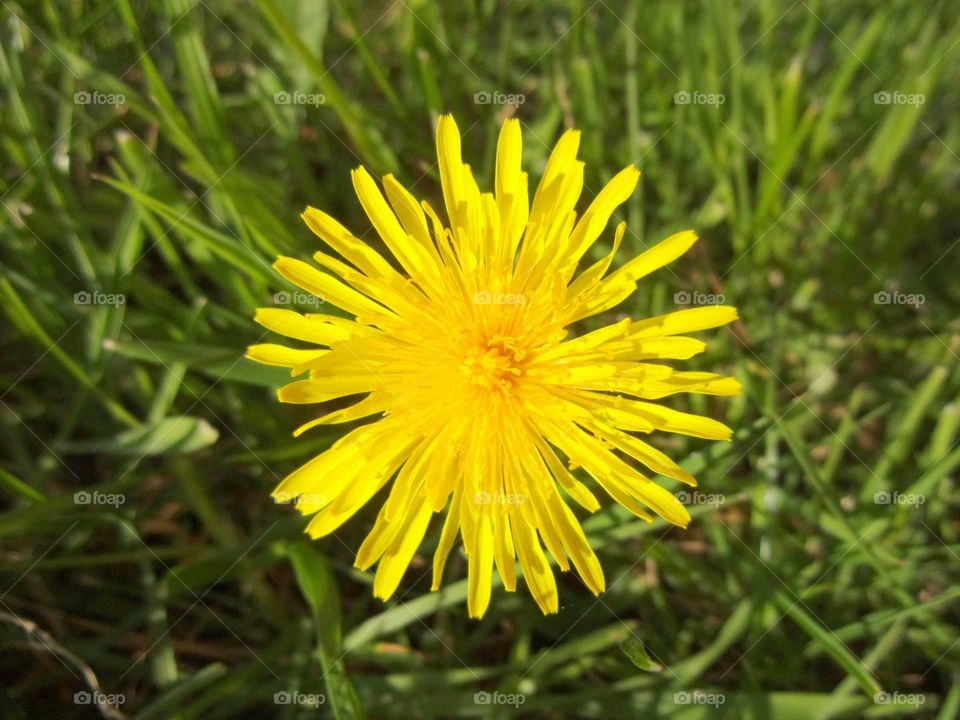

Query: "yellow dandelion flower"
left=248, top=115, right=740, bottom=618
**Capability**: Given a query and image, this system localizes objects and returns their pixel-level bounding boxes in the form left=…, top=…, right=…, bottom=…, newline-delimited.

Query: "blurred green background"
left=1, top=0, right=959, bottom=718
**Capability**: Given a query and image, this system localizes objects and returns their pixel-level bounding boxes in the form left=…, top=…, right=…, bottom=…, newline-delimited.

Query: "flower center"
left=461, top=334, right=527, bottom=394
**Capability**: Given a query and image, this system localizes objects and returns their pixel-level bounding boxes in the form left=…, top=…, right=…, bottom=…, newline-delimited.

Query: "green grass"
left=2, top=0, right=959, bottom=717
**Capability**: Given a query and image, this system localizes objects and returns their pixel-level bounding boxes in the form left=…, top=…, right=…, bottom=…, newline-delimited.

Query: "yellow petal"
left=301, top=206, right=399, bottom=281
left=542, top=484, right=604, bottom=594
left=277, top=376, right=375, bottom=404
left=431, top=487, right=462, bottom=591
left=274, top=256, right=396, bottom=322
left=305, top=437, right=413, bottom=538
left=467, top=513, right=495, bottom=618
left=292, top=393, right=392, bottom=436
left=492, top=512, right=517, bottom=592
left=565, top=220, right=626, bottom=298
left=528, top=129, right=581, bottom=229
left=436, top=114, right=464, bottom=224
left=351, top=167, right=443, bottom=288
left=513, top=516, right=558, bottom=615
left=618, top=401, right=734, bottom=440
left=253, top=308, right=363, bottom=345
left=538, top=419, right=690, bottom=526
left=628, top=305, right=739, bottom=338
left=372, top=496, right=433, bottom=600
left=494, top=118, right=528, bottom=261
left=567, top=230, right=699, bottom=321
left=560, top=165, right=640, bottom=277
left=273, top=420, right=411, bottom=512
left=534, top=436, right=600, bottom=512
left=615, top=230, right=699, bottom=283
left=382, top=174, right=443, bottom=265
left=245, top=343, right=327, bottom=370
left=587, top=420, right=697, bottom=486
left=635, top=372, right=743, bottom=399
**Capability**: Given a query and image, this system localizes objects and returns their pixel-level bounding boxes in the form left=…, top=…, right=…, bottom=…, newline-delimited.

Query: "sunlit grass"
left=1, top=1, right=958, bottom=717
